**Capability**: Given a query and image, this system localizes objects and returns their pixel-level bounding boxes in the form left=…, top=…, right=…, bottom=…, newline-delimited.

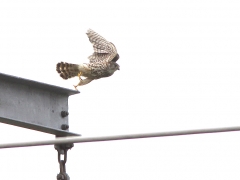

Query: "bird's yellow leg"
left=73, top=80, right=81, bottom=90
left=73, top=84, right=79, bottom=90
left=73, top=78, right=93, bottom=90
left=74, top=72, right=83, bottom=90
left=78, top=72, right=82, bottom=80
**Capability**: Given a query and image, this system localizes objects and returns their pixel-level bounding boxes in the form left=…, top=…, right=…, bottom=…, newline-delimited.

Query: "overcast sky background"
left=0, top=0, right=240, bottom=179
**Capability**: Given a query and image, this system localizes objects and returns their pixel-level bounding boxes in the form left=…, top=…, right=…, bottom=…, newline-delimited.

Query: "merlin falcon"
left=56, top=29, right=120, bottom=89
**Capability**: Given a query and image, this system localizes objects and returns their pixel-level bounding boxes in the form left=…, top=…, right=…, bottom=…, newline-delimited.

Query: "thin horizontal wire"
left=0, top=126, right=240, bottom=149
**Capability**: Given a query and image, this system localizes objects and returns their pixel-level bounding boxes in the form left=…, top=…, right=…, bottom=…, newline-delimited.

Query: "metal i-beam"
left=0, top=73, right=80, bottom=137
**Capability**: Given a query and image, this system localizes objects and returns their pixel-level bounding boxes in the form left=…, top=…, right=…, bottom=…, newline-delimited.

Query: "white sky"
left=0, top=0, right=240, bottom=179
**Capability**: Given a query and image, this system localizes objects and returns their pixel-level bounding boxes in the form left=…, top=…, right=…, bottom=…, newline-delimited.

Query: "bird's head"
left=109, top=62, right=120, bottom=71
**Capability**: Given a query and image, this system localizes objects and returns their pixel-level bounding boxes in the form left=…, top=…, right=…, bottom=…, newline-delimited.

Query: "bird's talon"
left=73, top=85, right=78, bottom=90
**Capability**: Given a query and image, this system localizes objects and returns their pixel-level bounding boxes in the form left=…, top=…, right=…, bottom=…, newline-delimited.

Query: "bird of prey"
left=56, top=29, right=120, bottom=90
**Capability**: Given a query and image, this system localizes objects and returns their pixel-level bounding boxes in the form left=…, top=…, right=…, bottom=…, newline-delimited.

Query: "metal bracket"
left=55, top=143, right=74, bottom=180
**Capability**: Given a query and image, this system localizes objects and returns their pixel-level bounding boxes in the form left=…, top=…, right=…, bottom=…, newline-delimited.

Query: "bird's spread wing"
left=87, top=29, right=118, bottom=63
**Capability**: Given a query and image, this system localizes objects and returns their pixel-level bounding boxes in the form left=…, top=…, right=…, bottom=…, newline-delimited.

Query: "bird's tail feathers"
left=56, top=62, right=80, bottom=80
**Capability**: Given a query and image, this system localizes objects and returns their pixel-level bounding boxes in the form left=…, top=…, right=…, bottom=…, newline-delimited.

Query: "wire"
left=0, top=126, right=240, bottom=149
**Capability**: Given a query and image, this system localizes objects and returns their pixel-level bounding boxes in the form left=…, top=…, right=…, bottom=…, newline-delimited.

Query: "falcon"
left=56, top=29, right=120, bottom=89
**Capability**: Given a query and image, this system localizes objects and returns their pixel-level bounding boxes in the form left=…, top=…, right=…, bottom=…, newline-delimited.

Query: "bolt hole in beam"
left=0, top=126, right=240, bottom=149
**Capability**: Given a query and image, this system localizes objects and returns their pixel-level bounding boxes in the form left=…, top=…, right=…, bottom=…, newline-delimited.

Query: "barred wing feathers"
left=87, top=29, right=118, bottom=63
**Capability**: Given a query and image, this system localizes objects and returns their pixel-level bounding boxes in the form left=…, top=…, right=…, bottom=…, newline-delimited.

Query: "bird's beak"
left=118, top=66, right=120, bottom=70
